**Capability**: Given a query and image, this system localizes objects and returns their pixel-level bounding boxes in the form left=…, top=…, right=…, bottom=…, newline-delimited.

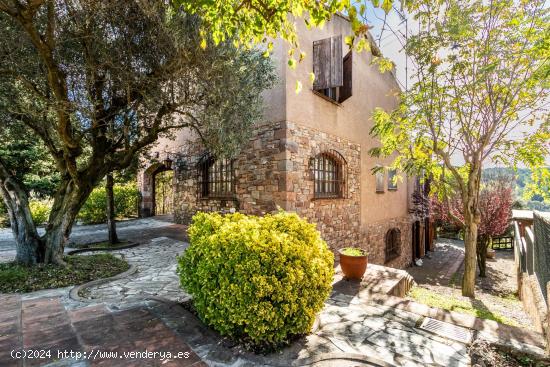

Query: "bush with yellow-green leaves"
left=177, top=211, right=334, bottom=348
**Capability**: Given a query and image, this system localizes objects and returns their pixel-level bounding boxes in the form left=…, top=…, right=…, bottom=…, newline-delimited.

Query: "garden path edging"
left=69, top=263, right=138, bottom=303
left=66, top=241, right=140, bottom=255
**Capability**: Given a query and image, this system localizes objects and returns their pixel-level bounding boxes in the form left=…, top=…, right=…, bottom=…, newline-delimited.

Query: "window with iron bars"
left=385, top=228, right=401, bottom=263
left=198, top=157, right=235, bottom=198
left=313, top=153, right=345, bottom=199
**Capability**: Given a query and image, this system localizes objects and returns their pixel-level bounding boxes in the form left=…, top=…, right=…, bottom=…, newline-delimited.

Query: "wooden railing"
left=547, top=282, right=550, bottom=356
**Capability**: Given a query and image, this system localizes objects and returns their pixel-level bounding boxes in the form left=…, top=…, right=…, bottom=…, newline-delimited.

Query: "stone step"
left=318, top=303, right=470, bottom=367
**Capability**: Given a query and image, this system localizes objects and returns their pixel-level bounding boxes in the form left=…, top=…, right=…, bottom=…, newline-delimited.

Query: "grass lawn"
left=0, top=254, right=129, bottom=293
left=409, top=286, right=520, bottom=327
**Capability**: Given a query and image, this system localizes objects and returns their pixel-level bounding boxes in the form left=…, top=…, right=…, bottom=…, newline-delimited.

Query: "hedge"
left=77, top=183, right=139, bottom=224
left=177, top=211, right=334, bottom=348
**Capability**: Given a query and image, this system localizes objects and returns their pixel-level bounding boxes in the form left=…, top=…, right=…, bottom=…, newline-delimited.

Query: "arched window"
left=312, top=151, right=346, bottom=199
left=385, top=228, right=401, bottom=263
left=198, top=156, right=235, bottom=198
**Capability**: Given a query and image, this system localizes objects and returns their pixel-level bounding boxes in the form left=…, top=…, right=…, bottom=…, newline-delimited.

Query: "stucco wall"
left=138, top=15, right=415, bottom=268
left=278, top=16, right=408, bottom=227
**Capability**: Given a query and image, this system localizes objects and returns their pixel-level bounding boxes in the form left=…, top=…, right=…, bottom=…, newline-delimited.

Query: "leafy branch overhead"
left=178, top=0, right=399, bottom=75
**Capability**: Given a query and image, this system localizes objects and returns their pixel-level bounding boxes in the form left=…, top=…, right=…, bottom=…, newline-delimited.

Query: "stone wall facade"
left=141, top=120, right=414, bottom=269
left=364, top=216, right=413, bottom=269
left=283, top=122, right=363, bottom=251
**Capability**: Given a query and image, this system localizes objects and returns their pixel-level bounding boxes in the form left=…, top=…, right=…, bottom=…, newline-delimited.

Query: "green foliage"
left=0, top=123, right=59, bottom=198
left=177, top=0, right=397, bottom=76
left=0, top=254, right=129, bottom=293
left=408, top=286, right=519, bottom=327
left=341, top=247, right=367, bottom=256
left=0, top=2, right=279, bottom=264
left=29, top=199, right=52, bottom=225
left=483, top=167, right=550, bottom=210
left=178, top=211, right=334, bottom=348
left=370, top=0, right=549, bottom=190
left=78, top=183, right=139, bottom=225
left=178, top=0, right=387, bottom=51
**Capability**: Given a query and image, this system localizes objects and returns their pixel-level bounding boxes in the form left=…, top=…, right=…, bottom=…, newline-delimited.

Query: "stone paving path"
left=83, top=237, right=190, bottom=303
left=319, top=294, right=470, bottom=367
left=406, top=238, right=465, bottom=287
left=2, top=222, right=545, bottom=366
left=0, top=216, right=186, bottom=262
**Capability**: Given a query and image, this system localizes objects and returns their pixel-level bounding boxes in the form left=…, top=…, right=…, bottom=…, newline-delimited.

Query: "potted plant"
left=339, top=247, right=368, bottom=280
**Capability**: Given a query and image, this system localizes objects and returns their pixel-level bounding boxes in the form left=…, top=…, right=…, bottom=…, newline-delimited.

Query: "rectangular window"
left=313, top=36, right=352, bottom=104
left=388, top=169, right=398, bottom=190
left=375, top=167, right=385, bottom=193
left=198, top=157, right=235, bottom=198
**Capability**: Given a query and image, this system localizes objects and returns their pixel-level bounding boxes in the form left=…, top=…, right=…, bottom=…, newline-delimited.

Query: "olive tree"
left=370, top=0, right=549, bottom=297
left=0, top=0, right=275, bottom=265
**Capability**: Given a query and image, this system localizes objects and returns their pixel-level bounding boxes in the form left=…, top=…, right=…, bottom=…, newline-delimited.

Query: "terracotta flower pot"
left=339, top=248, right=368, bottom=280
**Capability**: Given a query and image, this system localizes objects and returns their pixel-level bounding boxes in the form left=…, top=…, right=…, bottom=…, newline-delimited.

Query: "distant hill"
left=482, top=167, right=550, bottom=211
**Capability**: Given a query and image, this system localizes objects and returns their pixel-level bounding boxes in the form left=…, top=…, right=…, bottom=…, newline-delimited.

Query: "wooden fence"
left=491, top=236, right=514, bottom=250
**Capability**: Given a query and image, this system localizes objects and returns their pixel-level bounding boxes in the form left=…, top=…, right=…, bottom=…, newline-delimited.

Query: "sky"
left=362, top=3, right=549, bottom=167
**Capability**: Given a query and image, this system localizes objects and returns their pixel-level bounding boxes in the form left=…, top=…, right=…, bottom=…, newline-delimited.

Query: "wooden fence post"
left=547, top=282, right=550, bottom=355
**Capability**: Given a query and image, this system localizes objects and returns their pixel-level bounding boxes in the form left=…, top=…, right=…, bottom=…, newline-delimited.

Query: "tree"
left=0, top=1, right=276, bottom=265
left=370, top=0, right=549, bottom=297
left=105, top=173, right=118, bottom=245
left=0, top=123, right=59, bottom=199
left=432, top=177, right=513, bottom=277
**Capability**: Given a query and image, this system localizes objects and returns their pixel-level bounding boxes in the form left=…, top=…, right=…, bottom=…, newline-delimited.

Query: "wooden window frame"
left=198, top=157, right=235, bottom=199
left=385, top=228, right=401, bottom=263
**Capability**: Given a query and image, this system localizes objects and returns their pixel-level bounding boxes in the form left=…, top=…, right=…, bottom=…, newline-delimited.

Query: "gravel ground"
left=411, top=240, right=535, bottom=331
left=469, top=339, right=549, bottom=367
left=456, top=249, right=534, bottom=329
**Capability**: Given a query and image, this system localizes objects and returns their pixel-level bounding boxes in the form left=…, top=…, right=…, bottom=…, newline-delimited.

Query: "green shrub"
left=0, top=200, right=8, bottom=227
left=341, top=247, right=367, bottom=256
left=29, top=199, right=52, bottom=225
left=178, top=211, right=334, bottom=348
left=78, top=183, right=139, bottom=224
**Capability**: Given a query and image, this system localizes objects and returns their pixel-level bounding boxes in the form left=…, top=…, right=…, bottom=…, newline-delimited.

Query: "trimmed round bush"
left=177, top=211, right=334, bottom=347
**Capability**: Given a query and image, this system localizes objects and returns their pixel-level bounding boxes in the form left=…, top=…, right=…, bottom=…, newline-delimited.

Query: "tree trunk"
left=0, top=161, right=43, bottom=265
left=41, top=178, right=93, bottom=265
left=106, top=173, right=118, bottom=245
left=476, top=236, right=489, bottom=278
left=462, top=221, right=478, bottom=297
left=461, top=164, right=482, bottom=298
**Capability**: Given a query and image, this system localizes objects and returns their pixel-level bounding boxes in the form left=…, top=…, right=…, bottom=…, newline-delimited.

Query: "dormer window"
left=313, top=35, right=352, bottom=103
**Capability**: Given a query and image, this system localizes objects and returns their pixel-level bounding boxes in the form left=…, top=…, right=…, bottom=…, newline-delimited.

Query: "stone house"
left=138, top=15, right=432, bottom=269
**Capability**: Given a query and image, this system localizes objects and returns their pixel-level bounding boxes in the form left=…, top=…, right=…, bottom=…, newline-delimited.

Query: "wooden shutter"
left=330, top=35, right=343, bottom=87
left=313, top=37, right=331, bottom=90
left=313, top=35, right=343, bottom=90
left=339, top=51, right=352, bottom=102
